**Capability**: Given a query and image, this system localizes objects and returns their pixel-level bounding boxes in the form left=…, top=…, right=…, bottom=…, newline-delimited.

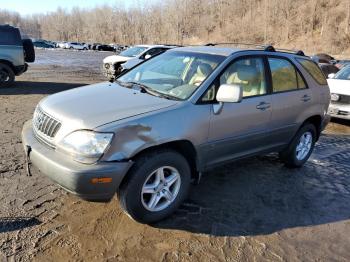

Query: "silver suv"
left=0, top=25, right=35, bottom=87
left=22, top=45, right=331, bottom=223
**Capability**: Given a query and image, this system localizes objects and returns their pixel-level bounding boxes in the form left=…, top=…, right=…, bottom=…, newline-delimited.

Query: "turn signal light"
left=91, top=177, right=112, bottom=184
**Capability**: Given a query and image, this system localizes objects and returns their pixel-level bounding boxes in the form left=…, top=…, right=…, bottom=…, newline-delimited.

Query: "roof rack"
left=264, top=46, right=305, bottom=56
left=203, top=42, right=305, bottom=56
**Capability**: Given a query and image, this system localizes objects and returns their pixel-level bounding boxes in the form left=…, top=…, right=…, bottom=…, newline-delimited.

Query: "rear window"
left=0, top=27, right=22, bottom=45
left=296, top=58, right=327, bottom=85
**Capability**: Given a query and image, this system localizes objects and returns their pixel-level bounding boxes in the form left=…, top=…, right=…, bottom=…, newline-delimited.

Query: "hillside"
left=1, top=0, right=350, bottom=56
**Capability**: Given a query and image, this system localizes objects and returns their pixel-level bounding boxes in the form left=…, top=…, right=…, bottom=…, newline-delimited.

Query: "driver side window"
left=220, top=57, right=267, bottom=98
left=202, top=57, right=267, bottom=102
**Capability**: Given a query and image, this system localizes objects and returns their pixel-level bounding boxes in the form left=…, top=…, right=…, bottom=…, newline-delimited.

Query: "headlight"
left=105, top=63, right=110, bottom=69
left=58, top=130, right=113, bottom=164
left=331, top=93, right=340, bottom=101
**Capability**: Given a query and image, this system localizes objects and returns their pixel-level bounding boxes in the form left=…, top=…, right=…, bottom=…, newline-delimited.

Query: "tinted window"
left=268, top=58, right=298, bottom=92
left=0, top=27, right=21, bottom=45
left=297, top=58, right=328, bottom=85
left=220, top=57, right=267, bottom=97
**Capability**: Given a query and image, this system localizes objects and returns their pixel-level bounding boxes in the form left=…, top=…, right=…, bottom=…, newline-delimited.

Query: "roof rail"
left=204, top=42, right=262, bottom=47
left=263, top=45, right=305, bottom=56
left=203, top=42, right=305, bottom=56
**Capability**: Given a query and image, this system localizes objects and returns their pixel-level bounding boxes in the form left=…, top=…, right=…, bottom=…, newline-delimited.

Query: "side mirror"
left=216, top=84, right=242, bottom=103
left=328, top=73, right=335, bottom=79
left=144, top=54, right=152, bottom=60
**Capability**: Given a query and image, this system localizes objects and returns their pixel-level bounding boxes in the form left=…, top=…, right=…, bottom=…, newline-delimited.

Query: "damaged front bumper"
left=21, top=120, right=133, bottom=201
left=102, top=63, right=123, bottom=80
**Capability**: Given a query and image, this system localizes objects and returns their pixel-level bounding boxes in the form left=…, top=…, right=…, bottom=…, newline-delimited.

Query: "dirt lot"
left=1, top=49, right=350, bottom=262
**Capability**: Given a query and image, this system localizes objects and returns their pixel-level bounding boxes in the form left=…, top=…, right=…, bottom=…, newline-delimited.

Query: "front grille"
left=33, top=107, right=61, bottom=138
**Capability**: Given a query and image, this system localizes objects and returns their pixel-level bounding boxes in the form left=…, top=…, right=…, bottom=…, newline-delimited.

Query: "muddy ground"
left=0, top=49, right=350, bottom=262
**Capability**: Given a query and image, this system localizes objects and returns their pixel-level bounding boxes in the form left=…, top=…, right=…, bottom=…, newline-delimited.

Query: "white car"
left=65, top=42, right=88, bottom=50
left=57, top=42, right=67, bottom=48
left=102, top=45, right=176, bottom=80
left=327, top=65, right=350, bottom=120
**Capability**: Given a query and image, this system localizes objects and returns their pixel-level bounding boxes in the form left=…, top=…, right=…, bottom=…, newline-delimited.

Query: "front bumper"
left=21, top=120, right=133, bottom=201
left=103, top=63, right=123, bottom=80
left=328, top=103, right=350, bottom=120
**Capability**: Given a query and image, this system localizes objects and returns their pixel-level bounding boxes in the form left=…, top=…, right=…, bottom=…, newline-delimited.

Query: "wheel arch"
left=302, top=115, right=322, bottom=140
left=129, top=140, right=201, bottom=183
left=0, top=60, right=15, bottom=72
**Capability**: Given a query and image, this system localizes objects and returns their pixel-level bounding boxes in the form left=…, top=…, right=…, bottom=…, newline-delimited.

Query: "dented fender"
left=97, top=102, right=211, bottom=165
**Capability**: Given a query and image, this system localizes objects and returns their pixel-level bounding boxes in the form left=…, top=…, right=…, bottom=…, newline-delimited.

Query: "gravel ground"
left=0, top=49, right=350, bottom=262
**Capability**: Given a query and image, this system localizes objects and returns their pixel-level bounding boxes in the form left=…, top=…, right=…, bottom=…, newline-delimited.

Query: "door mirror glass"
left=216, top=84, right=242, bottom=103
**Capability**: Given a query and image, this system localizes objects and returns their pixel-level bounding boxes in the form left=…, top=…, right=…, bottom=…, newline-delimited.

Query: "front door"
left=203, top=56, right=273, bottom=167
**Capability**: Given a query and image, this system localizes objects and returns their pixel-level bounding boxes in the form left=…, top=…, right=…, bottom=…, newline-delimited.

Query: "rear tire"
left=279, top=123, right=316, bottom=168
left=0, top=63, right=15, bottom=88
left=118, top=149, right=191, bottom=224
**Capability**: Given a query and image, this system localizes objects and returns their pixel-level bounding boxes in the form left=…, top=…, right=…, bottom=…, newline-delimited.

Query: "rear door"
left=203, top=56, right=273, bottom=167
left=266, top=56, right=314, bottom=147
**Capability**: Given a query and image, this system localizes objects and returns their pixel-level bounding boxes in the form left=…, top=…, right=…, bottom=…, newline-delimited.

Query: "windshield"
left=334, top=66, right=350, bottom=80
left=119, top=46, right=148, bottom=57
left=117, top=51, right=225, bottom=100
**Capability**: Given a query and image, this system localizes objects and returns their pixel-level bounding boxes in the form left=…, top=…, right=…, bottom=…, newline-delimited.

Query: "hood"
left=39, top=82, right=178, bottom=131
left=327, top=79, right=350, bottom=96
left=103, top=55, right=132, bottom=64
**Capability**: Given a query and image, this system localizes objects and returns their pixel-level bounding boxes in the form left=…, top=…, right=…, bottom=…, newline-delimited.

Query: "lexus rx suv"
left=22, top=45, right=330, bottom=223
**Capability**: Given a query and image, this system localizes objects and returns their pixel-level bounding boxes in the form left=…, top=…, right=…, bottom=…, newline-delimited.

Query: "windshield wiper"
left=122, top=81, right=181, bottom=100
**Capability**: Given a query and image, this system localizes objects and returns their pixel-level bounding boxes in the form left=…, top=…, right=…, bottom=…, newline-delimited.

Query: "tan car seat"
left=225, top=65, right=265, bottom=97
left=189, top=63, right=212, bottom=86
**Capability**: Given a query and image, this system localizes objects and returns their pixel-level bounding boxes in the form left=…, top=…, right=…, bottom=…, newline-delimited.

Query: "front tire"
left=279, top=123, right=316, bottom=168
left=118, top=149, right=191, bottom=224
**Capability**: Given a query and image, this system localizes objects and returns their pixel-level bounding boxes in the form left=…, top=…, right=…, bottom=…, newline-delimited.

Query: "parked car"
left=33, top=40, right=56, bottom=49
left=22, top=45, right=330, bottom=223
left=327, top=65, right=350, bottom=120
left=97, top=44, right=115, bottom=51
left=57, top=41, right=67, bottom=48
left=0, top=25, right=35, bottom=87
left=312, top=53, right=337, bottom=64
left=65, top=42, right=88, bottom=50
left=319, top=63, right=339, bottom=77
left=91, top=43, right=102, bottom=50
left=103, top=45, right=177, bottom=80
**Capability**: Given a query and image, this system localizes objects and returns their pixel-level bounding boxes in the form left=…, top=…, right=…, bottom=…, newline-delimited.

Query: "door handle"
left=301, top=94, right=311, bottom=102
left=256, top=102, right=271, bottom=111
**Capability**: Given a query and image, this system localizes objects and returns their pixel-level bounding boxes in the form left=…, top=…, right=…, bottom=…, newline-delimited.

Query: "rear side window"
left=296, top=58, right=327, bottom=85
left=0, top=27, right=22, bottom=45
left=268, top=58, right=299, bottom=92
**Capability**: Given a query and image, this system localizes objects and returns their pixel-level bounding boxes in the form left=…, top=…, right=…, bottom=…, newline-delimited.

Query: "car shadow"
left=0, top=217, right=41, bottom=233
left=331, top=117, right=350, bottom=127
left=153, top=135, right=350, bottom=236
left=0, top=81, right=88, bottom=95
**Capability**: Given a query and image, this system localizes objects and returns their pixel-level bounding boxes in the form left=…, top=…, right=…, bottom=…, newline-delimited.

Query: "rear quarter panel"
left=0, top=45, right=24, bottom=66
